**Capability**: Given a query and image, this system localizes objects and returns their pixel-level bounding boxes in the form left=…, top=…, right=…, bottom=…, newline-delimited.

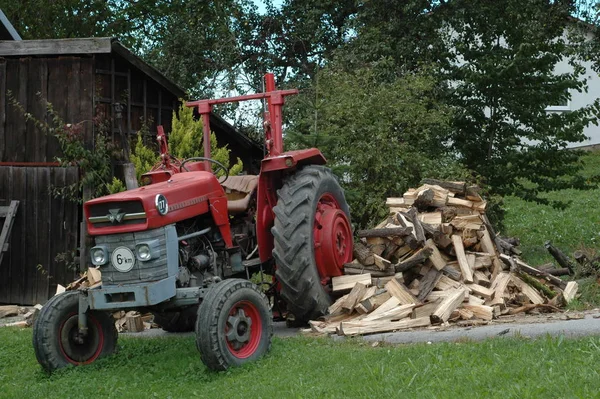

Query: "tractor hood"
left=84, top=171, right=224, bottom=236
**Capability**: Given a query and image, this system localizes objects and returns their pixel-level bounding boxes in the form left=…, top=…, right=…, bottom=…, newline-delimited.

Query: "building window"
left=546, top=89, right=570, bottom=112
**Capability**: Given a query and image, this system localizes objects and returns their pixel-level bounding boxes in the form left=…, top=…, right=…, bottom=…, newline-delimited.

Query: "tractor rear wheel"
left=32, top=291, right=117, bottom=372
left=153, top=306, right=198, bottom=333
left=272, top=165, right=353, bottom=323
left=196, top=279, right=272, bottom=371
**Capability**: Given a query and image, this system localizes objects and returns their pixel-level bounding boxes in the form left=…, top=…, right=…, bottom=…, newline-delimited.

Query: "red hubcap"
left=313, top=193, right=353, bottom=282
left=225, top=301, right=262, bottom=359
left=58, top=312, right=104, bottom=365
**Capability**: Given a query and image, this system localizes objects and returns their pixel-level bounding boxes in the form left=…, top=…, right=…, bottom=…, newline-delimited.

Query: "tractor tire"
left=32, top=291, right=117, bottom=373
left=272, top=165, right=352, bottom=323
left=195, top=279, right=272, bottom=371
left=153, top=306, right=198, bottom=333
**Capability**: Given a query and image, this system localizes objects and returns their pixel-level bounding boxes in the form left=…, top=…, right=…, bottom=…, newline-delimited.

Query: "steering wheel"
left=180, top=157, right=229, bottom=183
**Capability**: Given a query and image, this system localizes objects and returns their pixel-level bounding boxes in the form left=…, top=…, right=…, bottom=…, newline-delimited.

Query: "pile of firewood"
left=307, top=179, right=578, bottom=337
left=113, top=310, right=156, bottom=333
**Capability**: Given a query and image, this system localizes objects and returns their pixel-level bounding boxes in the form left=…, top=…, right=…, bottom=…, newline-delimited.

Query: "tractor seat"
left=221, top=175, right=259, bottom=214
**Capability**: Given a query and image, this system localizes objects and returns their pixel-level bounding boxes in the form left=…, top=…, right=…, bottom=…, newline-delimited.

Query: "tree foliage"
left=287, top=63, right=468, bottom=227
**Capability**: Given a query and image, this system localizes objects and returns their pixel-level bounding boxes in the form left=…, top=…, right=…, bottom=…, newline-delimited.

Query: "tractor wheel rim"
left=225, top=301, right=262, bottom=359
left=58, top=313, right=104, bottom=365
left=313, top=193, right=353, bottom=282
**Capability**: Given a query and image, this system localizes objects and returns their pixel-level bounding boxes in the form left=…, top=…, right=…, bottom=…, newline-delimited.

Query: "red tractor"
left=32, top=73, right=353, bottom=372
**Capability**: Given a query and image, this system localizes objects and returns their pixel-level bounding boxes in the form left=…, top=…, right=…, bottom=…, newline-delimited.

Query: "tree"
left=438, top=0, right=600, bottom=206
left=286, top=63, right=468, bottom=228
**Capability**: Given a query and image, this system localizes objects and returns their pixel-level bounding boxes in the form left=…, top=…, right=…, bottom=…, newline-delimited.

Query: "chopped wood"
left=412, top=301, right=441, bottom=319
left=87, top=267, right=101, bottom=286
left=562, top=281, right=578, bottom=304
left=342, top=283, right=369, bottom=312
left=431, top=289, right=466, bottom=324
left=501, top=255, right=567, bottom=290
left=419, top=212, right=443, bottom=225
left=452, top=234, right=474, bottom=283
left=473, top=270, right=490, bottom=286
left=386, top=197, right=411, bottom=207
left=465, top=283, right=494, bottom=299
left=467, top=295, right=486, bottom=306
left=344, top=264, right=394, bottom=277
left=421, top=179, right=466, bottom=195
left=442, top=264, right=462, bottom=281
left=328, top=294, right=349, bottom=314
left=357, top=227, right=412, bottom=239
left=425, top=239, right=446, bottom=271
left=447, top=197, right=474, bottom=208
left=510, top=275, right=545, bottom=305
left=394, top=247, right=432, bottom=273
left=373, top=254, right=392, bottom=270
left=362, top=304, right=415, bottom=322
left=478, top=228, right=497, bottom=257
left=385, top=278, right=419, bottom=305
left=359, top=290, right=392, bottom=313
left=339, top=317, right=431, bottom=336
left=0, top=305, right=19, bottom=319
left=435, top=274, right=464, bottom=291
left=353, top=242, right=375, bottom=266
left=125, top=315, right=144, bottom=333
left=332, top=274, right=372, bottom=292
left=413, top=188, right=435, bottom=209
left=417, top=267, right=443, bottom=302
left=461, top=304, right=493, bottom=321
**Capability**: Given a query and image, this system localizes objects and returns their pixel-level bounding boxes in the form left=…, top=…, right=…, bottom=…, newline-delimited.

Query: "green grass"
left=3, top=328, right=600, bottom=398
left=503, top=152, right=600, bottom=267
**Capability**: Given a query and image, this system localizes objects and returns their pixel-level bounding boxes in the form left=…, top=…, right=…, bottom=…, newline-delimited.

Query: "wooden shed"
left=0, top=37, right=262, bottom=305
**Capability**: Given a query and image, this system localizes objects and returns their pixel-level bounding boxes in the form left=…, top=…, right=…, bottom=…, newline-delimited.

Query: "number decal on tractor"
left=111, top=247, right=136, bottom=272
left=155, top=194, right=168, bottom=215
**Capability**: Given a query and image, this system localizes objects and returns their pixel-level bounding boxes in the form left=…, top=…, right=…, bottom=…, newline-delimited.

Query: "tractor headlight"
left=136, top=244, right=151, bottom=261
left=90, top=246, right=108, bottom=266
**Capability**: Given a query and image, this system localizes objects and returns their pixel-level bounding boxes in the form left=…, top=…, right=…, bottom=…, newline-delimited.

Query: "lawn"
left=503, top=151, right=600, bottom=267
left=2, top=327, right=600, bottom=398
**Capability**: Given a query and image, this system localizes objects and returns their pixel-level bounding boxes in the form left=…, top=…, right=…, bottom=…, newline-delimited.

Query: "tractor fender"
left=256, top=148, right=327, bottom=263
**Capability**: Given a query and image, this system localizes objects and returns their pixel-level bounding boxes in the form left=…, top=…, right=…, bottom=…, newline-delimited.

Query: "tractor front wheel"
left=195, top=279, right=272, bottom=371
left=32, top=291, right=118, bottom=372
left=272, top=165, right=353, bottom=323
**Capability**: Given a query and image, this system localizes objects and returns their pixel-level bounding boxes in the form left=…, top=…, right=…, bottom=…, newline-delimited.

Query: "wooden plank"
left=0, top=38, right=113, bottom=56
left=24, top=167, right=37, bottom=305
left=332, top=274, right=371, bottom=292
left=452, top=234, right=474, bottom=283
left=0, top=200, right=18, bottom=264
left=0, top=58, right=6, bottom=161
left=10, top=167, right=26, bottom=304
left=0, top=167, right=12, bottom=302
left=385, top=278, right=418, bottom=305
left=35, top=168, right=51, bottom=303
left=25, top=58, right=48, bottom=162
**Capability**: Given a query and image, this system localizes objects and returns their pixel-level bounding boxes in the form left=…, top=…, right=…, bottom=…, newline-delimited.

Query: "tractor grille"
left=88, top=200, right=146, bottom=227
left=95, top=227, right=169, bottom=285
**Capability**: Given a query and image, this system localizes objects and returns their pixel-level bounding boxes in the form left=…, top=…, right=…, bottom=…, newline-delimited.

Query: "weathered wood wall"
left=0, top=56, right=94, bottom=163
left=0, top=166, right=79, bottom=305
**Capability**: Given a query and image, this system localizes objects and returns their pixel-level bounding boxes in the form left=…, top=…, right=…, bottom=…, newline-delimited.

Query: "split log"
left=373, top=254, right=392, bottom=270
left=0, top=305, right=19, bottom=319
left=518, top=272, right=557, bottom=299
left=465, top=283, right=493, bottom=299
left=357, top=227, right=412, bottom=239
left=125, top=315, right=144, bottom=333
left=413, top=188, right=435, bottom=210
left=358, top=290, right=392, bottom=313
left=544, top=241, right=575, bottom=275
left=417, top=267, right=442, bottom=302
left=452, top=235, right=474, bottom=283
left=461, top=304, right=493, bottom=321
left=431, top=289, right=466, bottom=324
left=424, top=239, right=446, bottom=271
left=510, top=275, right=545, bottom=305
left=341, top=283, right=369, bottom=312
left=332, top=274, right=372, bottom=292
left=420, top=179, right=466, bottom=195
left=394, top=247, right=432, bottom=273
left=344, top=264, right=395, bottom=277
left=412, top=301, right=441, bottom=319
left=362, top=304, right=415, bottom=322
left=385, top=278, right=419, bottom=305
left=562, top=281, right=579, bottom=304
left=339, top=317, right=431, bottom=336
left=353, top=242, right=375, bottom=266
